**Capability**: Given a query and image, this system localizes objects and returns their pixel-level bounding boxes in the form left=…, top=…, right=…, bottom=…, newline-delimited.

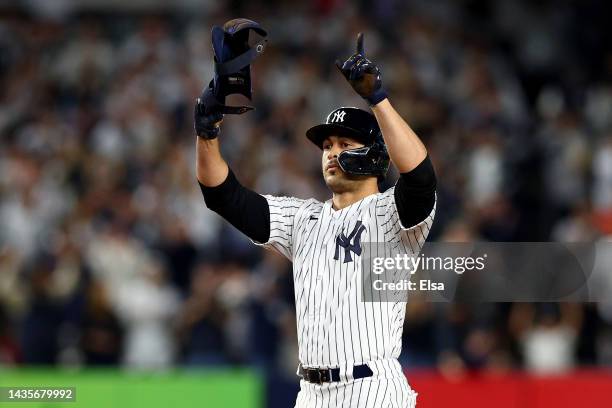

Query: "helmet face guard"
left=338, top=142, right=390, bottom=177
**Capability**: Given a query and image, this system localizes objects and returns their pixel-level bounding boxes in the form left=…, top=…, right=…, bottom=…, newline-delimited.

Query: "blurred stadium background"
left=1, top=0, right=612, bottom=407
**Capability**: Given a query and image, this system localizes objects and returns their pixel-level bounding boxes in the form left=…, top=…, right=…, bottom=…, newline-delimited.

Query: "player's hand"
left=335, top=33, right=387, bottom=106
left=194, top=81, right=224, bottom=139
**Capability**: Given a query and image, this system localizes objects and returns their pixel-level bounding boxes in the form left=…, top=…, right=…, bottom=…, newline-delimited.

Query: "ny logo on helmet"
left=334, top=221, right=366, bottom=263
left=329, top=110, right=347, bottom=123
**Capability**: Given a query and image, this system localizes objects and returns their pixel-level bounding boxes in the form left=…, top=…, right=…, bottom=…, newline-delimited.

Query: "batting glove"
left=194, top=81, right=224, bottom=139
left=335, top=33, right=388, bottom=106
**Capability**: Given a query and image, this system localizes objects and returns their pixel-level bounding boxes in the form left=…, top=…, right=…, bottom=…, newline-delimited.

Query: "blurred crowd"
left=1, top=0, right=612, bottom=386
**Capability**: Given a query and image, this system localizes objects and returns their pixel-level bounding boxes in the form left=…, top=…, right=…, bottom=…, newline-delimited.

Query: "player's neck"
left=331, top=183, right=379, bottom=210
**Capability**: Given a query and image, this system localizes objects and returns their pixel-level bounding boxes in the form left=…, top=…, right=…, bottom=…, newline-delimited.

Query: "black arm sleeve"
left=394, top=155, right=437, bottom=228
left=198, top=169, right=270, bottom=243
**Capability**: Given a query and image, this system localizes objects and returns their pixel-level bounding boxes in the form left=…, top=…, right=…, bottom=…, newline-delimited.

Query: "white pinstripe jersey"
left=255, top=186, right=436, bottom=369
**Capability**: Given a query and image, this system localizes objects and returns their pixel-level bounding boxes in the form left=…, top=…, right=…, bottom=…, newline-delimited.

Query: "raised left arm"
left=337, top=33, right=435, bottom=227
left=371, top=99, right=427, bottom=172
left=336, top=33, right=427, bottom=172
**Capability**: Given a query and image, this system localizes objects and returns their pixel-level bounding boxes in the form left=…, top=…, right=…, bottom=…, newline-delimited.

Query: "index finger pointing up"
left=356, top=32, right=364, bottom=55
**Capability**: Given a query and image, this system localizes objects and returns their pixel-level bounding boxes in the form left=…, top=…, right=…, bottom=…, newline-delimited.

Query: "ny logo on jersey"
left=334, top=221, right=366, bottom=263
left=329, top=110, right=347, bottom=123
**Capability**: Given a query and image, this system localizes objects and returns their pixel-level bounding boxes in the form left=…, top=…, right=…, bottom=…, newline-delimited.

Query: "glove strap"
left=366, top=88, right=388, bottom=107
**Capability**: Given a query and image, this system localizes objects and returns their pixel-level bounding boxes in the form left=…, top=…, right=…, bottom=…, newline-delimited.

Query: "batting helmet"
left=306, top=107, right=390, bottom=177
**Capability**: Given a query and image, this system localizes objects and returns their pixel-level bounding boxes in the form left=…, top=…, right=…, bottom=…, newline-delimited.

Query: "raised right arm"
left=196, top=137, right=229, bottom=187
left=195, top=102, right=270, bottom=244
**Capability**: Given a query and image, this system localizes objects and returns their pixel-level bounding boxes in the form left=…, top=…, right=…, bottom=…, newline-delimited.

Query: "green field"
left=0, top=368, right=263, bottom=408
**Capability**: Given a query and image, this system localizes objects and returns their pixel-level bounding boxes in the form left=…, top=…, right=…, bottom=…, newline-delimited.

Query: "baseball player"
left=196, top=31, right=436, bottom=407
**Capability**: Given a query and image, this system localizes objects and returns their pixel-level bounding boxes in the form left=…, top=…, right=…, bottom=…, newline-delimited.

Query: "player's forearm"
left=371, top=99, right=427, bottom=173
left=196, top=137, right=229, bottom=187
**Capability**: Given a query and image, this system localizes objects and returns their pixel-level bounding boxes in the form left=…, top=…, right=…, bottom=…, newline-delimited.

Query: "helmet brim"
left=305, top=124, right=370, bottom=149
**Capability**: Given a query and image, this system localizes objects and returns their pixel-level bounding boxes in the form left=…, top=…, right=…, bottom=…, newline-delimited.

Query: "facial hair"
left=324, top=169, right=369, bottom=194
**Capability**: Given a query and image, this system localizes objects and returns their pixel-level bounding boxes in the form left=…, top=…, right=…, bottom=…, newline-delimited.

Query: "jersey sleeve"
left=252, top=195, right=306, bottom=260
left=377, top=187, right=436, bottom=254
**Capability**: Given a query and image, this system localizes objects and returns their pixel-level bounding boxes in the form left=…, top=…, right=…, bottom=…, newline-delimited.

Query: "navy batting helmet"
left=306, top=107, right=390, bottom=177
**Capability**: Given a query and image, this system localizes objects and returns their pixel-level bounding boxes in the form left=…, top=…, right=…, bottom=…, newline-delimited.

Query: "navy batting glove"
left=335, top=33, right=387, bottom=106
left=194, top=82, right=224, bottom=139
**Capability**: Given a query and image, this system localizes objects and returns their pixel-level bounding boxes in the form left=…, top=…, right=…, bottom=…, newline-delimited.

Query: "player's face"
left=322, top=135, right=368, bottom=192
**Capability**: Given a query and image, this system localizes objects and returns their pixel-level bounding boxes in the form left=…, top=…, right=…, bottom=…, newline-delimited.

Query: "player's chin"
left=324, top=171, right=352, bottom=191
left=323, top=171, right=338, bottom=184
left=323, top=168, right=343, bottom=182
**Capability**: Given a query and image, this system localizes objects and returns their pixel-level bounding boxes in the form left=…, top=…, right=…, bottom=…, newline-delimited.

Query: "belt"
left=298, top=364, right=373, bottom=384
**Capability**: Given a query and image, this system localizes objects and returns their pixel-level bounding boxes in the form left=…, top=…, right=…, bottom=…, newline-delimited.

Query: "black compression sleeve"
left=394, top=155, right=437, bottom=228
left=198, top=169, right=270, bottom=243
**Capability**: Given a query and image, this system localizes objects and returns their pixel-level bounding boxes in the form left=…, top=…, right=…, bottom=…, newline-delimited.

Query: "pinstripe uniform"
left=255, top=187, right=436, bottom=407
